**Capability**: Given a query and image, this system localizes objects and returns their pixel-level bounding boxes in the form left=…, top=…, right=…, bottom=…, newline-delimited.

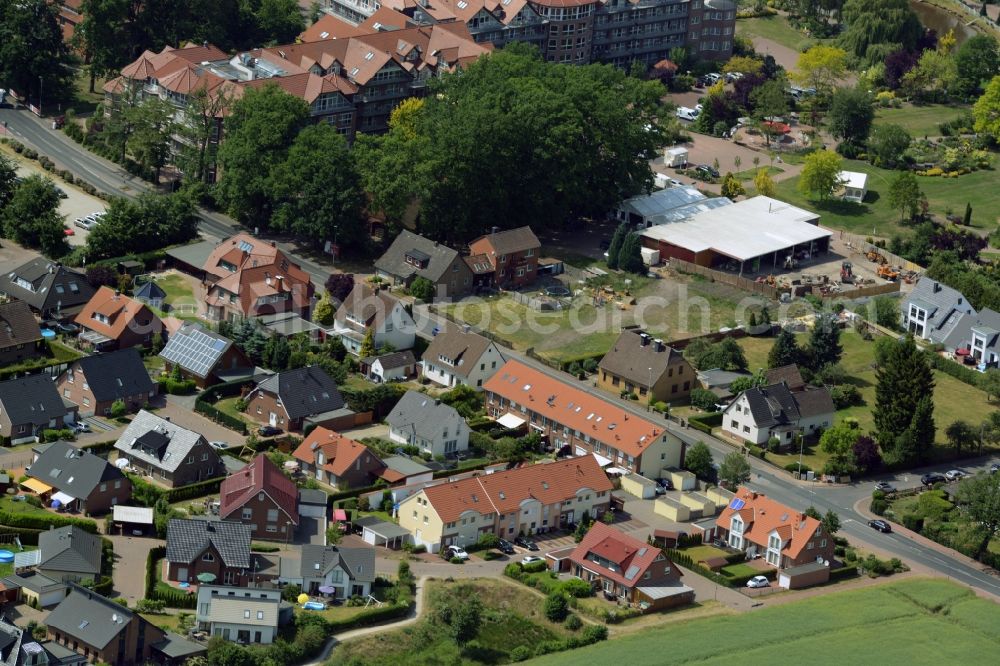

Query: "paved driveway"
left=297, top=516, right=327, bottom=546
left=160, top=397, right=248, bottom=447
left=108, top=535, right=164, bottom=604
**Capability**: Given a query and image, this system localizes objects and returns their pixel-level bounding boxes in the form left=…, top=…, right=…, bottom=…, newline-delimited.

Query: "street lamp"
left=38, top=76, right=43, bottom=117
left=647, top=367, right=653, bottom=411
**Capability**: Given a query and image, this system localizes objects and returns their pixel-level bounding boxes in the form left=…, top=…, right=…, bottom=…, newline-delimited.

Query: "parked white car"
left=675, top=106, right=700, bottom=122
left=746, top=575, right=770, bottom=589
left=446, top=546, right=470, bottom=561
left=521, top=555, right=544, bottom=566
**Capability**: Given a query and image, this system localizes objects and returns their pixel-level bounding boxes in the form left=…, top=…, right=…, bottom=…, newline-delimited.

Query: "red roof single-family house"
left=569, top=522, right=692, bottom=611
left=218, top=453, right=299, bottom=541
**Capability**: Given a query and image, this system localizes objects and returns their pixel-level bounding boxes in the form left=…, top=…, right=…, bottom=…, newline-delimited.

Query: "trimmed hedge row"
left=144, top=546, right=197, bottom=609
left=81, top=439, right=118, bottom=456
left=194, top=399, right=248, bottom=435
left=666, top=549, right=750, bottom=588
left=688, top=411, right=723, bottom=433
left=830, top=565, right=859, bottom=582
left=926, top=351, right=984, bottom=389
left=325, top=602, right=412, bottom=632
left=165, top=477, right=225, bottom=503
left=0, top=526, right=43, bottom=546
left=0, top=510, right=98, bottom=534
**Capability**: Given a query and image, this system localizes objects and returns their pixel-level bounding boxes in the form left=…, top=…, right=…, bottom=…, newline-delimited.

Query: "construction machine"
left=877, top=264, right=899, bottom=281
left=840, top=261, right=854, bottom=284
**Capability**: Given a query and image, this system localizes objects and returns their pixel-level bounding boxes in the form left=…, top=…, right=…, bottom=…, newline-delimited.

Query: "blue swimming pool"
left=0, top=550, right=14, bottom=563
left=302, top=601, right=326, bottom=611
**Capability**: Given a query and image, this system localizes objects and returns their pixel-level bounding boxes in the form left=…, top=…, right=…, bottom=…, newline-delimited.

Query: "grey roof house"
left=244, top=365, right=353, bottom=433
left=0, top=300, right=43, bottom=365
left=764, top=364, right=807, bottom=392
left=44, top=583, right=184, bottom=665
left=0, top=616, right=23, bottom=666
left=27, top=441, right=131, bottom=515
left=421, top=325, right=506, bottom=390
left=375, top=230, right=473, bottom=299
left=294, top=544, right=376, bottom=598
left=902, top=278, right=976, bottom=344
left=37, top=526, right=102, bottom=583
left=114, top=410, right=223, bottom=487
left=696, top=368, right=751, bottom=404
left=0, top=258, right=95, bottom=320
left=935, top=308, right=1000, bottom=367
left=0, top=373, right=77, bottom=444
left=722, top=383, right=835, bottom=446
left=165, top=519, right=253, bottom=585
left=70, top=349, right=155, bottom=403
left=386, top=390, right=469, bottom=458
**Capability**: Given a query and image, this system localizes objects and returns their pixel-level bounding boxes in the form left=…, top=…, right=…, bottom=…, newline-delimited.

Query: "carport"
left=113, top=505, right=154, bottom=536
left=778, top=561, right=830, bottom=589
left=546, top=547, right=577, bottom=573
left=356, top=516, right=411, bottom=549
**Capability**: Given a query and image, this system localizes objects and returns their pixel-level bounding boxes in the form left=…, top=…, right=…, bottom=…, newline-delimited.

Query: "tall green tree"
left=955, top=35, right=1000, bottom=97
left=176, top=85, right=233, bottom=186
left=973, top=76, right=1000, bottom=143
left=0, top=154, right=17, bottom=210
left=827, top=87, right=875, bottom=146
left=867, top=123, right=912, bottom=169
left=798, top=150, right=843, bottom=200
left=874, top=335, right=935, bottom=464
left=271, top=123, right=365, bottom=248
left=719, top=451, right=752, bottom=488
left=86, top=192, right=199, bottom=260
left=945, top=420, right=977, bottom=457
left=683, top=441, right=714, bottom=480
left=955, top=471, right=1000, bottom=558
left=838, top=0, right=922, bottom=64
left=768, top=327, right=804, bottom=369
left=618, top=233, right=645, bottom=274
left=749, top=79, right=789, bottom=147
left=0, top=0, right=73, bottom=105
left=216, top=84, right=311, bottom=228
left=1, top=175, right=68, bottom=258
left=605, top=223, right=628, bottom=270
left=76, top=0, right=131, bottom=93
left=254, top=0, right=304, bottom=44
left=356, top=45, right=666, bottom=243
left=126, top=96, right=176, bottom=183
left=808, top=313, right=843, bottom=371
left=888, top=171, right=922, bottom=221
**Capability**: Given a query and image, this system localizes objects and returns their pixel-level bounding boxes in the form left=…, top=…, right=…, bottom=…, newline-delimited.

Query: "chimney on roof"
left=933, top=282, right=942, bottom=293
left=654, top=339, right=664, bottom=352
left=639, top=333, right=649, bottom=347
left=270, top=241, right=276, bottom=247
left=462, top=324, right=470, bottom=334
left=164, top=416, right=171, bottom=422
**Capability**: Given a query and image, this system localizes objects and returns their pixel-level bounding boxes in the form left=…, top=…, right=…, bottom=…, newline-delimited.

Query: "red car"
left=63, top=227, right=75, bottom=236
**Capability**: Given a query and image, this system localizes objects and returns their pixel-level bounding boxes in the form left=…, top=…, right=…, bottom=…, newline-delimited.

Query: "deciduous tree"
left=955, top=35, right=1000, bottom=97
left=955, top=472, right=1000, bottom=558
left=683, top=441, right=714, bottom=480
left=792, top=45, right=848, bottom=99
left=0, top=154, right=17, bottom=210
left=719, top=451, right=752, bottom=488
left=76, top=0, right=131, bottom=93
left=838, top=0, right=922, bottom=64
left=867, top=123, right=912, bottom=169
left=216, top=84, right=310, bottom=228
left=0, top=0, right=72, bottom=106
left=126, top=96, right=176, bottom=183
left=798, top=150, right=843, bottom=200
left=945, top=420, right=977, bottom=457
left=720, top=172, right=745, bottom=199
left=753, top=167, right=776, bottom=197
left=888, top=171, right=922, bottom=221
left=1, top=175, right=68, bottom=258
left=827, top=87, right=875, bottom=145
left=973, top=75, right=1000, bottom=143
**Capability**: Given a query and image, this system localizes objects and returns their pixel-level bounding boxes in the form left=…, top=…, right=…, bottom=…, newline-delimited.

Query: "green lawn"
left=140, top=612, right=187, bottom=634
left=874, top=104, right=969, bottom=138
left=149, top=274, right=199, bottom=318
left=736, top=15, right=818, bottom=52
left=774, top=159, right=1000, bottom=241
left=532, top=578, right=1000, bottom=665
left=0, top=497, right=57, bottom=518
left=733, top=166, right=783, bottom=182
left=441, top=273, right=747, bottom=365
left=677, top=544, right=730, bottom=563
left=719, top=562, right=763, bottom=579
left=0, top=546, right=37, bottom=578
left=738, top=329, right=999, bottom=464
left=49, top=340, right=83, bottom=362
left=214, top=397, right=251, bottom=424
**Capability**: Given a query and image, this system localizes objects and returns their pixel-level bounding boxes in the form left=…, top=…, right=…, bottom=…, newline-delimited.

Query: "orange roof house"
left=483, top=360, right=684, bottom=478
left=715, top=487, right=836, bottom=570
left=201, top=233, right=314, bottom=323
left=398, top=455, right=613, bottom=551
left=75, top=286, right=163, bottom=351
left=292, top=427, right=385, bottom=489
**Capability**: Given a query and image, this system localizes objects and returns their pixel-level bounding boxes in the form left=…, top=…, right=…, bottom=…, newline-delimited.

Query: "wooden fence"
left=830, top=228, right=926, bottom=274
left=833, top=281, right=901, bottom=300
left=668, top=258, right=782, bottom=298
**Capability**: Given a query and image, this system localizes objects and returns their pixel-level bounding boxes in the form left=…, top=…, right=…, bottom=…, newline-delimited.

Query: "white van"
left=675, top=106, right=699, bottom=122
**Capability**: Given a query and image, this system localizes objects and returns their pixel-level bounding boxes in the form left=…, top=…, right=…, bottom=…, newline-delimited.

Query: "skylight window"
left=319, top=31, right=329, bottom=39
left=364, top=51, right=375, bottom=61
left=457, top=0, right=468, bottom=7
left=350, top=67, right=359, bottom=76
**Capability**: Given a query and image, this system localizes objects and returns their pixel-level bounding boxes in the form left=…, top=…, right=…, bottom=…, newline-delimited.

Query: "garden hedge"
left=0, top=511, right=98, bottom=534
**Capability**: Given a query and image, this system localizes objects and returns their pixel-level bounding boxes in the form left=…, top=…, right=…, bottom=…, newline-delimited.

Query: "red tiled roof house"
left=569, top=522, right=693, bottom=611
left=292, top=427, right=385, bottom=489
left=219, top=453, right=300, bottom=541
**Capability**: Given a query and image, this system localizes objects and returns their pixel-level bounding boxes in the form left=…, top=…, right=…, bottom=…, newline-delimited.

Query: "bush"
left=565, top=614, right=582, bottom=631
left=544, top=591, right=569, bottom=622
left=870, top=497, right=889, bottom=516
left=511, top=646, right=533, bottom=662
left=690, top=388, right=718, bottom=411
left=483, top=550, right=501, bottom=560
left=832, top=384, right=865, bottom=409
left=581, top=625, right=609, bottom=643
left=901, top=514, right=924, bottom=532
left=561, top=577, right=594, bottom=598
left=784, top=462, right=812, bottom=474
left=523, top=559, right=548, bottom=574
left=504, top=563, right=524, bottom=580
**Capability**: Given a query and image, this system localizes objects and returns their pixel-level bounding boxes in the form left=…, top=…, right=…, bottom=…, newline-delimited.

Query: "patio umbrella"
left=317, top=585, right=336, bottom=595
left=50, top=499, right=61, bottom=509
left=297, top=593, right=310, bottom=604
left=196, top=573, right=217, bottom=583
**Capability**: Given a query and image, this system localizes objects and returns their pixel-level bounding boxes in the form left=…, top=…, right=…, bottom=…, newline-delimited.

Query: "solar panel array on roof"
left=161, top=326, right=229, bottom=378
left=729, top=498, right=746, bottom=510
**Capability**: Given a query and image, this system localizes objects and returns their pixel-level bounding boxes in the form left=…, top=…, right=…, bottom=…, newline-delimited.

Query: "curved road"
left=0, top=105, right=332, bottom=284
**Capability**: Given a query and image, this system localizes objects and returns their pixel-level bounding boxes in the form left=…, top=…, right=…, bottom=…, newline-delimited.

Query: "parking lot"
left=9, top=150, right=107, bottom=247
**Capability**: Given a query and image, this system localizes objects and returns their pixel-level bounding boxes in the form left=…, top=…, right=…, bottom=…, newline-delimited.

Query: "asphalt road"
left=413, top=304, right=1000, bottom=596
left=5, top=101, right=999, bottom=597
left=0, top=105, right=333, bottom=285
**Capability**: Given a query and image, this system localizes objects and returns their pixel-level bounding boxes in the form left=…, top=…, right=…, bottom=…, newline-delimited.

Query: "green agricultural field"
left=874, top=104, right=969, bottom=138
left=531, top=578, right=1000, bottom=666
left=736, top=15, right=817, bottom=52
left=774, top=159, right=1000, bottom=242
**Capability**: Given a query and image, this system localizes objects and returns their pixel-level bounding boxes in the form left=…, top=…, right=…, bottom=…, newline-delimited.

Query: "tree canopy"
left=955, top=35, right=1000, bottom=97
left=86, top=192, right=199, bottom=260
left=827, top=87, right=875, bottom=145
left=719, top=451, right=752, bottom=488
left=0, top=0, right=72, bottom=103
left=874, top=335, right=935, bottom=465
left=1, top=175, right=68, bottom=258
left=354, top=45, right=668, bottom=243
left=838, top=0, right=923, bottom=65
left=798, top=150, right=843, bottom=200
left=973, top=75, right=1000, bottom=143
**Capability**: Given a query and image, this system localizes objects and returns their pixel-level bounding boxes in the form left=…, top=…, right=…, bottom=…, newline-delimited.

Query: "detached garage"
left=778, top=561, right=830, bottom=589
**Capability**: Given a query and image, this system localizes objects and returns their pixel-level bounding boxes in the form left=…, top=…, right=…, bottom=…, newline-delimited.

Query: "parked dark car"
left=921, top=473, right=946, bottom=486
left=656, top=478, right=674, bottom=491
left=497, top=539, right=515, bottom=555
left=258, top=425, right=282, bottom=437
left=515, top=536, right=539, bottom=551
left=696, top=164, right=720, bottom=178
left=868, top=519, right=892, bottom=533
